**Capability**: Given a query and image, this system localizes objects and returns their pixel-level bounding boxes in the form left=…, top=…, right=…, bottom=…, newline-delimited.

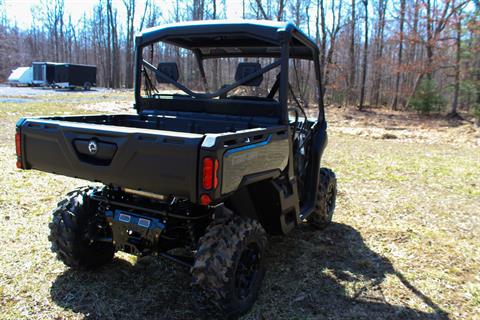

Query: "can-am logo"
left=88, top=140, right=98, bottom=155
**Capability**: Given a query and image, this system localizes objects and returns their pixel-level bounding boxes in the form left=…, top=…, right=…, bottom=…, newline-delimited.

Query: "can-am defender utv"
left=15, top=20, right=337, bottom=318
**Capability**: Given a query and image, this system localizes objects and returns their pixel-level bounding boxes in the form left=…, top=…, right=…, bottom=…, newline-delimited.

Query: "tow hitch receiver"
left=105, top=209, right=165, bottom=256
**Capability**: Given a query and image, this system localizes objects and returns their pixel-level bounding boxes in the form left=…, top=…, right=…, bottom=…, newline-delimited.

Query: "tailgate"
left=18, top=118, right=203, bottom=200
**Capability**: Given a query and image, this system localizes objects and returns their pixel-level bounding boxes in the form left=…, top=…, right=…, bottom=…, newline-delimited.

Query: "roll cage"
left=134, top=20, right=325, bottom=125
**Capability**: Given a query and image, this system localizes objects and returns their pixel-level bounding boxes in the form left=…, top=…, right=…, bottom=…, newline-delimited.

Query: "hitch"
left=105, top=209, right=165, bottom=256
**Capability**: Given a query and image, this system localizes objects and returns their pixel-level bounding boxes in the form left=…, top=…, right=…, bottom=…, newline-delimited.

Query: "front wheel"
left=191, top=216, right=267, bottom=318
left=48, top=186, right=114, bottom=269
left=307, top=167, right=337, bottom=229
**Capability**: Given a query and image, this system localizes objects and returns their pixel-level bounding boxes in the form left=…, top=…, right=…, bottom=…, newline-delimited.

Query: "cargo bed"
left=17, top=112, right=281, bottom=200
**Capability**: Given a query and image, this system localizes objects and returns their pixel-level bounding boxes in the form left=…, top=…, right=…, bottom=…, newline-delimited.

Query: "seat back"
left=156, top=62, right=179, bottom=83
left=235, top=62, right=263, bottom=86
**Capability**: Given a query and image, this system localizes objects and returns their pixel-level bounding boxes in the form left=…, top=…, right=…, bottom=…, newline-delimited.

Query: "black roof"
left=32, top=62, right=96, bottom=68
left=136, top=20, right=319, bottom=60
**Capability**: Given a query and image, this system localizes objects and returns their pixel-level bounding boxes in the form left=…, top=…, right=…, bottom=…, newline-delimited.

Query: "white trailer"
left=7, top=67, right=33, bottom=86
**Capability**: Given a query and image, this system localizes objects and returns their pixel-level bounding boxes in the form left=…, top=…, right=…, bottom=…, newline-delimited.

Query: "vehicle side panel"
left=221, top=133, right=289, bottom=194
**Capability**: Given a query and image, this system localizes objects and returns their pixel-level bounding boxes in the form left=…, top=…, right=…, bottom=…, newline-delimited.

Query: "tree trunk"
left=123, top=0, right=135, bottom=88
left=449, top=11, right=462, bottom=117
left=319, top=0, right=326, bottom=91
left=370, top=0, right=387, bottom=107
left=277, top=0, right=286, bottom=21
left=391, top=0, right=405, bottom=110
left=358, top=0, right=368, bottom=110
left=348, top=0, right=356, bottom=106
left=425, top=0, right=434, bottom=81
left=212, top=0, right=219, bottom=90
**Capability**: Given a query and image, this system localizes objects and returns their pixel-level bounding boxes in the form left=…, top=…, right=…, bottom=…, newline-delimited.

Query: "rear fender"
left=224, top=178, right=299, bottom=235
left=248, top=179, right=299, bottom=235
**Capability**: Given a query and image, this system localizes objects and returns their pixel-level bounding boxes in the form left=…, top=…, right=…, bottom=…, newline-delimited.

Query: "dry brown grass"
left=0, top=89, right=479, bottom=319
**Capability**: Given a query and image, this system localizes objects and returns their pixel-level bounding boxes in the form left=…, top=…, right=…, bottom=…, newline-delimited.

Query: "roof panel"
left=137, top=20, right=319, bottom=59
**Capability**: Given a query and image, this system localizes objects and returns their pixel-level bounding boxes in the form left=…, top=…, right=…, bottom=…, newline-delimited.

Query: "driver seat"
left=227, top=62, right=275, bottom=101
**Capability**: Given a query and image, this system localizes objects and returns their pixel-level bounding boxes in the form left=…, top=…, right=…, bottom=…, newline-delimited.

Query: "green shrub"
left=410, top=79, right=445, bottom=114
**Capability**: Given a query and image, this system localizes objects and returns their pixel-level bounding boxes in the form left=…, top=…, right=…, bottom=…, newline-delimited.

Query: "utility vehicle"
left=15, top=20, right=337, bottom=318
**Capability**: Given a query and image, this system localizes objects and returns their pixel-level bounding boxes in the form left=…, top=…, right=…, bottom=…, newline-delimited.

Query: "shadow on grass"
left=50, top=223, right=449, bottom=320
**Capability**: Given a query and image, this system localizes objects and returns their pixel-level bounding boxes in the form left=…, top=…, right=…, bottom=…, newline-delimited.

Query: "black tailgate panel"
left=21, top=119, right=202, bottom=200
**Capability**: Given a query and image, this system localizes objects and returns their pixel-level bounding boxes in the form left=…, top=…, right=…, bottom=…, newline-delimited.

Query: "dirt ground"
left=325, top=106, right=480, bottom=147
left=0, top=88, right=479, bottom=320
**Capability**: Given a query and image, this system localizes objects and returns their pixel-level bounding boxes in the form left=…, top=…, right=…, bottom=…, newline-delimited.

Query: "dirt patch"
left=323, top=107, right=480, bottom=147
left=78, top=100, right=134, bottom=113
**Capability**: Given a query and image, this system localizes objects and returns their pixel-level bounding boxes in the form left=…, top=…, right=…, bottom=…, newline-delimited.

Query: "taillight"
left=15, top=132, right=23, bottom=169
left=202, top=157, right=219, bottom=190
left=213, top=159, right=219, bottom=189
left=202, top=157, right=213, bottom=190
left=200, top=194, right=212, bottom=205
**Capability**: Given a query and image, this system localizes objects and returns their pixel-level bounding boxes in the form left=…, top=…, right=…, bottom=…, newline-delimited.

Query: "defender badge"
left=88, top=140, right=98, bottom=155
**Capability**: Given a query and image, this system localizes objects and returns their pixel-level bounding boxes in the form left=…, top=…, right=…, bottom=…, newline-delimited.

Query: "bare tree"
left=0, top=0, right=478, bottom=117
left=316, top=0, right=327, bottom=86
left=192, top=0, right=205, bottom=20
left=106, top=0, right=120, bottom=88
left=370, top=0, right=388, bottom=107
left=449, top=3, right=463, bottom=118
left=41, top=0, right=65, bottom=61
left=358, top=0, right=368, bottom=110
left=391, top=0, right=406, bottom=110
left=323, top=0, right=344, bottom=100
left=123, top=0, right=135, bottom=88
left=347, top=0, right=356, bottom=106
left=424, top=0, right=468, bottom=80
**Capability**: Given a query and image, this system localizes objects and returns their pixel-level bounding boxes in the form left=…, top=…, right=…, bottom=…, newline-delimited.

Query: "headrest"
left=235, top=62, right=263, bottom=86
left=156, top=62, right=179, bottom=83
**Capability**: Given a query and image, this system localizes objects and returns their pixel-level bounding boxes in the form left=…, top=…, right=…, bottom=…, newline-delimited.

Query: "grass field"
left=0, top=88, right=479, bottom=319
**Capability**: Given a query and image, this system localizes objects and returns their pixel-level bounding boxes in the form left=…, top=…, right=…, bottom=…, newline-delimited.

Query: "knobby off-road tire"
left=48, top=186, right=114, bottom=269
left=191, top=216, right=267, bottom=319
left=308, top=167, right=337, bottom=229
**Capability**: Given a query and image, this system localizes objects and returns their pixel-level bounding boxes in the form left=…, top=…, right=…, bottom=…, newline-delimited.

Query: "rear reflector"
left=200, top=194, right=212, bottom=206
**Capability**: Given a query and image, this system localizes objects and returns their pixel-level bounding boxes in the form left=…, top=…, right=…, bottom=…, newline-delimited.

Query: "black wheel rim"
left=235, top=243, right=261, bottom=300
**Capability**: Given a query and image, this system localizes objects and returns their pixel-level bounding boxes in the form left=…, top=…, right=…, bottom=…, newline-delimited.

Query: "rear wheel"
left=48, top=186, right=114, bottom=269
left=83, top=82, right=91, bottom=91
left=308, top=167, right=337, bottom=229
left=192, top=216, right=267, bottom=318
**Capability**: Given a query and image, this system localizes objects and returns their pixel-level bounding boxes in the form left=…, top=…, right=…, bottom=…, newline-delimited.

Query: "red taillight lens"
left=200, top=194, right=212, bottom=206
left=15, top=132, right=23, bottom=169
left=202, top=157, right=214, bottom=190
left=202, top=157, right=219, bottom=190
left=213, top=159, right=219, bottom=189
left=15, top=132, right=21, bottom=157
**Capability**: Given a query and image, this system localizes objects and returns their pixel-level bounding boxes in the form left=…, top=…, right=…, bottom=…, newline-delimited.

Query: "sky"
left=3, top=0, right=246, bottom=30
